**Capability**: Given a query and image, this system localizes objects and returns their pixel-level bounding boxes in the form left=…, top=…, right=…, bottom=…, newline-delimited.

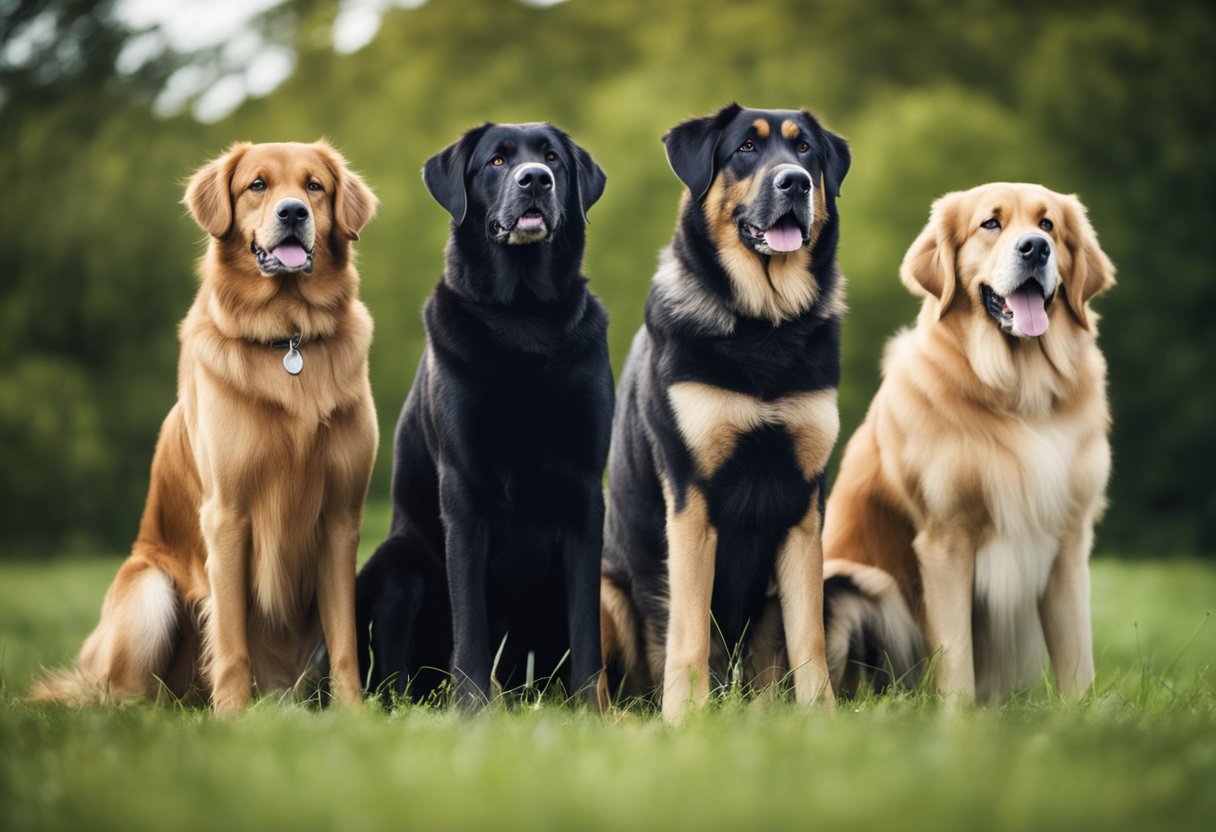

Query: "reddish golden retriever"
left=32, top=141, right=378, bottom=711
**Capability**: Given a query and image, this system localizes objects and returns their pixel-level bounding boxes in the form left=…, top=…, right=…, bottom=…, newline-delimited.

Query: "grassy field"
left=1, top=527, right=1213, bottom=831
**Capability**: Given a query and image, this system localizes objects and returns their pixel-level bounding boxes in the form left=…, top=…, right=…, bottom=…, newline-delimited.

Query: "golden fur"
left=31, top=142, right=379, bottom=711
left=823, top=183, right=1115, bottom=701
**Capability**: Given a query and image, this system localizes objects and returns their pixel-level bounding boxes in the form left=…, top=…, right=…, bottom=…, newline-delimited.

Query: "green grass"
left=1, top=544, right=1213, bottom=832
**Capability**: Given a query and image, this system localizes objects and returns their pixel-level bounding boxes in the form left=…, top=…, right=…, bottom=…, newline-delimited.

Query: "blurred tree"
left=1, top=0, right=1212, bottom=556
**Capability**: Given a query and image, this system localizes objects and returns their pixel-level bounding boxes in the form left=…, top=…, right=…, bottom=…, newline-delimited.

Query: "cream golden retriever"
left=32, top=141, right=378, bottom=711
left=822, top=183, right=1115, bottom=702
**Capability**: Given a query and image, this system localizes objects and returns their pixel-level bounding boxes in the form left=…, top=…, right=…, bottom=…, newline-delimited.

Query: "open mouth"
left=514, top=208, right=546, bottom=232
left=252, top=236, right=314, bottom=274
left=495, top=207, right=551, bottom=245
left=982, top=280, right=1052, bottom=338
left=741, top=212, right=807, bottom=254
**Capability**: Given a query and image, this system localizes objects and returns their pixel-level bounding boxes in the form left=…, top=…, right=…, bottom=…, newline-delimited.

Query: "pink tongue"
left=764, top=221, right=803, bottom=253
left=1006, top=286, right=1049, bottom=337
left=271, top=243, right=308, bottom=268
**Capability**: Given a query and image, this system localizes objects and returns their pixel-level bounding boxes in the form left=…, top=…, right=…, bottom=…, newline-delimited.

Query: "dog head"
left=185, top=141, right=377, bottom=278
left=901, top=183, right=1115, bottom=336
left=423, top=122, right=606, bottom=246
left=665, top=103, right=850, bottom=257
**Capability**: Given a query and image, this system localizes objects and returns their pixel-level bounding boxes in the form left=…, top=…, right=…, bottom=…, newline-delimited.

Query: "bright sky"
left=2, top=0, right=568, bottom=122
left=113, top=0, right=437, bottom=121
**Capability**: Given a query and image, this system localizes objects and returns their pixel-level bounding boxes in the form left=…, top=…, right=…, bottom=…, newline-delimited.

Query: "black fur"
left=357, top=123, right=612, bottom=708
left=602, top=104, right=850, bottom=697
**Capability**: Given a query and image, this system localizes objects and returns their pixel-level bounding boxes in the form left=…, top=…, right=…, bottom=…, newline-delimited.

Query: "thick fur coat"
left=32, top=142, right=379, bottom=711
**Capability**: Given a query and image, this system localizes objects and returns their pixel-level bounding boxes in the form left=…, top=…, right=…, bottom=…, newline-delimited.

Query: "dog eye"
left=250, top=179, right=266, bottom=192
left=739, top=140, right=755, bottom=153
left=307, top=181, right=323, bottom=192
left=1039, top=218, right=1054, bottom=231
left=545, top=151, right=558, bottom=163
left=796, top=141, right=810, bottom=153
left=980, top=218, right=1001, bottom=230
left=490, top=156, right=505, bottom=167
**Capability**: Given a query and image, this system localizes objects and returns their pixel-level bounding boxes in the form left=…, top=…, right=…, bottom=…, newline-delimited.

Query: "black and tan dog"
left=600, top=104, right=850, bottom=721
left=356, top=122, right=611, bottom=708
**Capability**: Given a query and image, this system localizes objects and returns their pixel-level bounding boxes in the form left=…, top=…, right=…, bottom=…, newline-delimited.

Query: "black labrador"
left=356, top=122, right=612, bottom=708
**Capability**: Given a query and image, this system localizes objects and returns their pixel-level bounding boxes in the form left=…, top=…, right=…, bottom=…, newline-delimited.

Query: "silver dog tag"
left=283, top=348, right=303, bottom=375
left=275, top=331, right=303, bottom=375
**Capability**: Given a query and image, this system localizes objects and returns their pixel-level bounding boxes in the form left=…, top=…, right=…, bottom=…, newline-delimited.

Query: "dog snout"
left=1016, top=233, right=1051, bottom=267
left=276, top=198, right=310, bottom=225
left=514, top=164, right=554, bottom=196
left=772, top=165, right=811, bottom=197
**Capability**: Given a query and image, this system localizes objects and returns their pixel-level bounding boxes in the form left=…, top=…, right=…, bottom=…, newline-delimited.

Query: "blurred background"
left=1, top=0, right=1213, bottom=559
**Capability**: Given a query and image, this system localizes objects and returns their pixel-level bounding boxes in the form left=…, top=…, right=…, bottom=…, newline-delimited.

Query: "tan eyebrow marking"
left=752, top=118, right=770, bottom=139
left=781, top=119, right=800, bottom=139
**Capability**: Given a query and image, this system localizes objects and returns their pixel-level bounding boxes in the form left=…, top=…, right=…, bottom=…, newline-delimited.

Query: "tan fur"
left=812, top=173, right=829, bottom=246
left=704, top=173, right=820, bottom=323
left=30, top=142, right=379, bottom=711
left=657, top=384, right=839, bottom=721
left=599, top=576, right=647, bottom=704
left=752, top=118, right=771, bottom=139
left=781, top=119, right=800, bottom=140
left=824, top=183, right=1115, bottom=702
left=660, top=481, right=718, bottom=722
left=668, top=382, right=838, bottom=479
left=775, top=499, right=836, bottom=707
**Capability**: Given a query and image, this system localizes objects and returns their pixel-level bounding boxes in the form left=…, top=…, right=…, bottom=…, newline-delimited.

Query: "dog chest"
left=667, top=381, right=838, bottom=480
left=969, top=419, right=1091, bottom=613
left=444, top=364, right=611, bottom=471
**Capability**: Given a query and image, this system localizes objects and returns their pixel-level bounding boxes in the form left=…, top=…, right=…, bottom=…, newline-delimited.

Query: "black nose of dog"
left=773, top=167, right=811, bottom=196
left=276, top=198, right=310, bottom=224
left=514, top=164, right=553, bottom=195
left=1017, top=233, right=1051, bottom=266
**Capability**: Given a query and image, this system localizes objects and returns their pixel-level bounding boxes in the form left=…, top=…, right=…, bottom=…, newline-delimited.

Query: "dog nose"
left=1017, top=233, right=1051, bottom=266
left=276, top=198, right=310, bottom=224
left=514, top=164, right=553, bottom=195
left=773, top=167, right=811, bottom=196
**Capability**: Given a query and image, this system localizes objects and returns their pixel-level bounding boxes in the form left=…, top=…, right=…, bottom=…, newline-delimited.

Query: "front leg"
left=1040, top=522, right=1096, bottom=697
left=775, top=498, right=835, bottom=708
left=199, top=498, right=252, bottom=714
left=316, top=510, right=363, bottom=706
left=562, top=484, right=606, bottom=707
left=662, top=483, right=717, bottom=723
left=442, top=474, right=493, bottom=711
left=914, top=527, right=976, bottom=702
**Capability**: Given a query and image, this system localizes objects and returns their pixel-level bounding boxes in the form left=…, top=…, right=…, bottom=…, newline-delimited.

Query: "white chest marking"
left=971, top=420, right=1084, bottom=699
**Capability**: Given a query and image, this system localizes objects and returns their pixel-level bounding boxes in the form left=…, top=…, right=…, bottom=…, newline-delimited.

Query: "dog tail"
left=29, top=561, right=179, bottom=705
left=823, top=559, right=925, bottom=696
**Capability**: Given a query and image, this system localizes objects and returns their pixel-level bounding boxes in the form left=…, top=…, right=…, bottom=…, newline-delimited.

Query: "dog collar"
left=270, top=331, right=304, bottom=375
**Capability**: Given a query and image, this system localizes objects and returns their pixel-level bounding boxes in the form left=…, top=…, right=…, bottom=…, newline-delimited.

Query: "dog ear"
left=820, top=127, right=851, bottom=199
left=422, top=124, right=491, bottom=226
left=184, top=143, right=249, bottom=238
left=570, top=140, right=607, bottom=223
left=900, top=192, right=961, bottom=319
left=663, top=103, right=742, bottom=202
left=316, top=142, right=379, bottom=242
left=1060, top=194, right=1116, bottom=331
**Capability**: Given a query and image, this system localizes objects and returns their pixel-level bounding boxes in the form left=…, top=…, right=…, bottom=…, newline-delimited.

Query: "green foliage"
left=2, top=0, right=1213, bottom=554
left=2, top=555, right=1214, bottom=831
